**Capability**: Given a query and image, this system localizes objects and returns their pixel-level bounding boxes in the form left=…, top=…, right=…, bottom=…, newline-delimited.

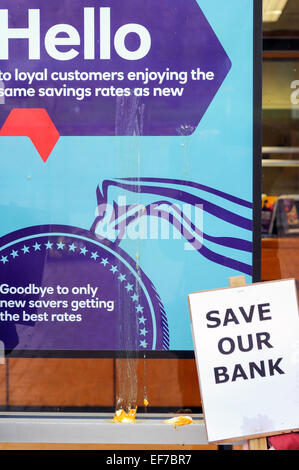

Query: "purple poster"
left=0, top=0, right=258, bottom=355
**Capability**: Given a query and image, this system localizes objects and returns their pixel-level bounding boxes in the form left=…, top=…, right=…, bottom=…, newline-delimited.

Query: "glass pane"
left=0, top=1, right=257, bottom=433
left=262, top=0, right=299, bottom=296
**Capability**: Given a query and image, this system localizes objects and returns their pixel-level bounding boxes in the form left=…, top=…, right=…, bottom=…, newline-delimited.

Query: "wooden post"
left=228, top=275, right=246, bottom=289
left=228, top=275, right=267, bottom=451
left=248, top=437, right=267, bottom=450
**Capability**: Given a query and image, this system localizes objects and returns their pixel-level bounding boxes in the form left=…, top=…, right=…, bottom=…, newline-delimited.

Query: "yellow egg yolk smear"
left=164, top=416, right=193, bottom=429
left=113, top=407, right=137, bottom=424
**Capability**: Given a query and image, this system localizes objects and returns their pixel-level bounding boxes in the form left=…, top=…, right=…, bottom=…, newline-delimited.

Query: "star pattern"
left=90, top=251, right=99, bottom=260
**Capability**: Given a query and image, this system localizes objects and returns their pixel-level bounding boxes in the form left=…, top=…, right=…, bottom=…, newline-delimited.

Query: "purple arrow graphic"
left=0, top=0, right=231, bottom=137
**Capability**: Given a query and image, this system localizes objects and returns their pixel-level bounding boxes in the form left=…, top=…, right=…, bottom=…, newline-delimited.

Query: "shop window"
left=262, top=0, right=299, bottom=291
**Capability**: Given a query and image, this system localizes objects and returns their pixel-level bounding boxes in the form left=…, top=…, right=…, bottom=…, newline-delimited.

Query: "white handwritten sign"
left=188, top=279, right=299, bottom=443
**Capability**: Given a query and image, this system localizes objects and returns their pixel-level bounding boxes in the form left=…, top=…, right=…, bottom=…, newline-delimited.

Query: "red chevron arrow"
left=0, top=108, right=60, bottom=162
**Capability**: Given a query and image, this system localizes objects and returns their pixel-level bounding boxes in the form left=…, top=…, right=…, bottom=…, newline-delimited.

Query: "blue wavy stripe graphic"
left=100, top=179, right=252, bottom=231
left=113, top=200, right=252, bottom=253
left=116, top=177, right=253, bottom=209
left=93, top=177, right=253, bottom=276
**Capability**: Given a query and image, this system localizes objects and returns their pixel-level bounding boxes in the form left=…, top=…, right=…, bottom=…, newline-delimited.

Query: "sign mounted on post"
left=0, top=0, right=261, bottom=356
left=189, top=278, right=299, bottom=443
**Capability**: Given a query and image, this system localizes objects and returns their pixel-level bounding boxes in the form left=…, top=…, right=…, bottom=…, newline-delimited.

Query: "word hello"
left=0, top=8, right=151, bottom=61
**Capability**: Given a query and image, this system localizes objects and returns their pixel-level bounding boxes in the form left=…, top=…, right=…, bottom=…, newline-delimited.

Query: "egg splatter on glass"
left=113, top=407, right=138, bottom=424
left=164, top=416, right=193, bottom=428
